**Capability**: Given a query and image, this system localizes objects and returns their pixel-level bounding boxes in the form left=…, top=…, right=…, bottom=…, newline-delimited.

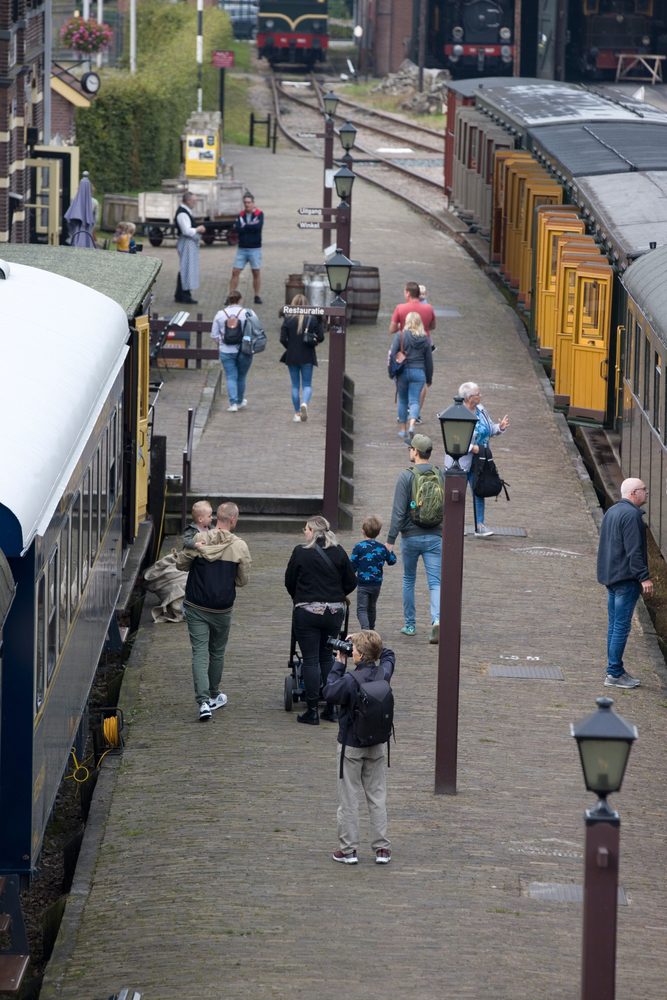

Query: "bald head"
left=621, top=478, right=647, bottom=507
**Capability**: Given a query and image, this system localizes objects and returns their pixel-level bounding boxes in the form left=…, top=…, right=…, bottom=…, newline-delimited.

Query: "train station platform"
left=40, top=143, right=667, bottom=1000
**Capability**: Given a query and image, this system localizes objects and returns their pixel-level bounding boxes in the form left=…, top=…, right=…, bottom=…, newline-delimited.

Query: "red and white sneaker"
left=332, top=850, right=358, bottom=865
left=375, top=849, right=392, bottom=864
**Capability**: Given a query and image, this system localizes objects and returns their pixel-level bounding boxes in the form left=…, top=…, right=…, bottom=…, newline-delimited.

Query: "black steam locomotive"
left=432, top=1, right=516, bottom=77
left=569, top=0, right=667, bottom=79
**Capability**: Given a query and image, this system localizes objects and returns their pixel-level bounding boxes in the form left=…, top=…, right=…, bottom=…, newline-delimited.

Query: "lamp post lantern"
left=322, top=251, right=353, bottom=529
left=321, top=91, right=339, bottom=249
left=572, top=697, right=638, bottom=1000
left=338, top=120, right=357, bottom=153
left=434, top=397, right=478, bottom=795
left=333, top=166, right=355, bottom=258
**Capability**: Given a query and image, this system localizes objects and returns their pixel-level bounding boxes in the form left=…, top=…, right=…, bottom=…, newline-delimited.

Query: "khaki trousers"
left=336, top=743, right=390, bottom=854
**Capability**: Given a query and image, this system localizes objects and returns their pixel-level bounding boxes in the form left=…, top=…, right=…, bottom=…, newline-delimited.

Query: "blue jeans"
left=606, top=580, right=641, bottom=677
left=396, top=367, right=426, bottom=424
left=288, top=364, right=314, bottom=413
left=400, top=533, right=441, bottom=627
left=466, top=471, right=485, bottom=526
left=221, top=351, right=253, bottom=405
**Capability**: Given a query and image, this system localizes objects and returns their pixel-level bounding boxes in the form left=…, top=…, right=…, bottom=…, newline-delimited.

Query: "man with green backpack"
left=386, top=434, right=444, bottom=644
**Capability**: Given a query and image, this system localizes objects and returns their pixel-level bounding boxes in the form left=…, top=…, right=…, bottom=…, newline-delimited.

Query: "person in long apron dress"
left=175, top=192, right=206, bottom=304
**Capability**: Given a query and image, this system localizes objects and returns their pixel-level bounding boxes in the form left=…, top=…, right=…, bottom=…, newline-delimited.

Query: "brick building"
left=0, top=0, right=45, bottom=242
left=356, top=0, right=415, bottom=77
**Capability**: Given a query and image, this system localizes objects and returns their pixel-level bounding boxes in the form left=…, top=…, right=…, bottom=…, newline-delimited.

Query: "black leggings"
left=293, top=606, right=345, bottom=704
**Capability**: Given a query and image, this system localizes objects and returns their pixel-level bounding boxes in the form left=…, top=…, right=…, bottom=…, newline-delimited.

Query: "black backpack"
left=221, top=308, right=244, bottom=346
left=472, top=445, right=510, bottom=500
left=339, top=666, right=394, bottom=778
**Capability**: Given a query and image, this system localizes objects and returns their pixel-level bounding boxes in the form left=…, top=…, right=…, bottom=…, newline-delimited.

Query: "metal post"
left=323, top=116, right=334, bottom=250
left=266, top=113, right=272, bottom=149
left=336, top=201, right=351, bottom=259
left=581, top=811, right=620, bottom=1000
left=196, top=0, right=203, bottom=113
left=129, top=0, right=136, bottom=74
left=219, top=67, right=225, bottom=121
left=434, top=468, right=467, bottom=794
left=322, top=310, right=346, bottom=528
left=44, top=0, right=52, bottom=142
left=249, top=113, right=255, bottom=146
left=418, top=0, right=427, bottom=92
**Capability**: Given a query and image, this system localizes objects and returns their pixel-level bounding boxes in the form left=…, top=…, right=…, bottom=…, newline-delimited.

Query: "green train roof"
left=0, top=245, right=161, bottom=319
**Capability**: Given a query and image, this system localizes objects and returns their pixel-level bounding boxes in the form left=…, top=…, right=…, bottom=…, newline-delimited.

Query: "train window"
left=36, top=573, right=45, bottom=711
left=70, top=493, right=81, bottom=611
left=583, top=1, right=599, bottom=13
left=47, top=551, right=58, bottom=683
left=109, top=410, right=118, bottom=508
left=59, top=521, right=69, bottom=644
left=633, top=321, right=642, bottom=395
left=635, top=1, right=654, bottom=16
left=643, top=335, right=651, bottom=409
left=100, top=429, right=109, bottom=532
left=81, top=470, right=91, bottom=588
left=91, top=450, right=100, bottom=560
left=653, top=352, right=661, bottom=434
left=624, top=315, right=633, bottom=381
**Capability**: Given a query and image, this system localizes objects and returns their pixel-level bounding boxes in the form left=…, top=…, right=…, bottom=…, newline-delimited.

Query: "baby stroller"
left=283, top=605, right=349, bottom=711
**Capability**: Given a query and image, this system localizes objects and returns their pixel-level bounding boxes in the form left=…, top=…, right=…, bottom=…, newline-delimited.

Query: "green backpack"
left=409, top=466, right=444, bottom=528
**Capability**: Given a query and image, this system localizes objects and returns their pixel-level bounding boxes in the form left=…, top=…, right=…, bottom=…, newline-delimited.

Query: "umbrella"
left=64, top=171, right=97, bottom=249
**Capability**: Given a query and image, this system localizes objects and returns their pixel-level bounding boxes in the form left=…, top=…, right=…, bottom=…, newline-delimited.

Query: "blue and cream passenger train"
left=444, top=76, right=667, bottom=560
left=0, top=247, right=160, bottom=882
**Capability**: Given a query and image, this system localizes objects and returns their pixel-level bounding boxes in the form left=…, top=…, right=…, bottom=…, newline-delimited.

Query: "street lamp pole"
left=322, top=251, right=353, bottom=529
left=571, top=697, right=638, bottom=1000
left=321, top=92, right=339, bottom=251
left=434, top=397, right=478, bottom=795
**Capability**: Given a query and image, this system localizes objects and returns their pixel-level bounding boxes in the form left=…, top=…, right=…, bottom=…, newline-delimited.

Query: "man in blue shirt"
left=597, top=478, right=653, bottom=689
left=229, top=192, right=264, bottom=304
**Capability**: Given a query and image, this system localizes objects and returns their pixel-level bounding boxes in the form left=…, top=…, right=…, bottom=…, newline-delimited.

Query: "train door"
left=134, top=316, right=151, bottom=528
left=553, top=243, right=601, bottom=405
left=507, top=163, right=544, bottom=289
left=533, top=210, right=585, bottom=351
left=491, top=151, right=532, bottom=265
left=569, top=262, right=613, bottom=422
left=25, top=159, right=62, bottom=245
left=520, top=180, right=563, bottom=309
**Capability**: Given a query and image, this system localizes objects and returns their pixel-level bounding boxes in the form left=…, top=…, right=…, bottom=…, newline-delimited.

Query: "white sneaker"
left=300, top=403, right=308, bottom=422
left=474, top=524, right=494, bottom=537
left=209, top=692, right=228, bottom=711
left=238, top=399, right=248, bottom=409
left=292, top=413, right=301, bottom=422
left=199, top=702, right=212, bottom=722
left=226, top=403, right=238, bottom=413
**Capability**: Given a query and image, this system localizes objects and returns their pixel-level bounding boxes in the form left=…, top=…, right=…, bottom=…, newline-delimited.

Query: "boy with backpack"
left=386, top=434, right=444, bottom=644
left=323, top=630, right=395, bottom=866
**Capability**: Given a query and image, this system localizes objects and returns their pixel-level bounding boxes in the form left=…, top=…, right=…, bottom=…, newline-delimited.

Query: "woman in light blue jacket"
left=445, top=381, right=509, bottom=537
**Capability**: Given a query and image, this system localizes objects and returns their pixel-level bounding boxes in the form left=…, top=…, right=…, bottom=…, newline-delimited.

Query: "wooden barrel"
left=348, top=266, right=381, bottom=325
left=285, top=273, right=305, bottom=305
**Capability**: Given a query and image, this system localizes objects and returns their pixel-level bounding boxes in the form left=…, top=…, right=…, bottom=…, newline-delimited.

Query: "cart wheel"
left=284, top=675, right=294, bottom=712
left=202, top=233, right=216, bottom=246
left=148, top=226, right=164, bottom=247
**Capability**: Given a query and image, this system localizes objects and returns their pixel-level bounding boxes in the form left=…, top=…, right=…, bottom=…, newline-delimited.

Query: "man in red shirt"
left=389, top=282, right=436, bottom=335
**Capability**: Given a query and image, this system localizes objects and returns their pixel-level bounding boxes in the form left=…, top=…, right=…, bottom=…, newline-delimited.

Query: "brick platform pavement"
left=41, top=142, right=667, bottom=1000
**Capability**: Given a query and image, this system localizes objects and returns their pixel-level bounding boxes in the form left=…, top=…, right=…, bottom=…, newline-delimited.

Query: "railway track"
left=271, top=73, right=446, bottom=199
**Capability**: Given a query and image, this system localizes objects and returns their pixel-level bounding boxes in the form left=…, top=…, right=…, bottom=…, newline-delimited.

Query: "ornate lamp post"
left=321, top=91, right=339, bottom=250
left=322, top=251, right=353, bottom=528
left=434, top=396, right=478, bottom=795
left=333, top=165, right=355, bottom=258
left=571, top=697, right=638, bottom=1000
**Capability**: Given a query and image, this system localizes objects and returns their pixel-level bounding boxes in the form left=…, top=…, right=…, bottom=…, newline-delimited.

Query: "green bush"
left=75, top=0, right=234, bottom=192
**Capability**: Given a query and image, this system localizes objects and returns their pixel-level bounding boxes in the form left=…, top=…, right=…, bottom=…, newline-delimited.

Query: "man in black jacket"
left=177, top=502, right=251, bottom=720
left=229, top=192, right=264, bottom=304
left=597, top=478, right=653, bottom=689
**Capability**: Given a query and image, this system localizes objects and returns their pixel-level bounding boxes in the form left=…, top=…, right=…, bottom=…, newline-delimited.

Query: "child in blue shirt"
left=350, top=515, right=397, bottom=630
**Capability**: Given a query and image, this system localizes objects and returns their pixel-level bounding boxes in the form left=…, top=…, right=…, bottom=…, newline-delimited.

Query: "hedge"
left=76, top=0, right=233, bottom=192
